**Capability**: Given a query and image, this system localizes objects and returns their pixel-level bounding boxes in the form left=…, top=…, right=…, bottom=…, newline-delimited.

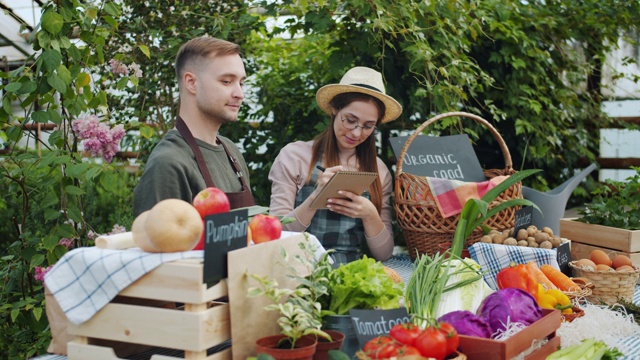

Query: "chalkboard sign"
left=349, top=308, right=411, bottom=348
left=203, top=208, right=249, bottom=287
left=390, top=134, right=486, bottom=182
left=514, top=206, right=534, bottom=235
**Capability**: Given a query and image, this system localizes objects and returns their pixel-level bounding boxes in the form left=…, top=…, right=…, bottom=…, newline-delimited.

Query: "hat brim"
left=316, top=84, right=402, bottom=124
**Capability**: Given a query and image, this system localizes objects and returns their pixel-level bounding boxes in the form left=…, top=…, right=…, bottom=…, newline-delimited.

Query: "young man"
left=133, top=36, right=254, bottom=216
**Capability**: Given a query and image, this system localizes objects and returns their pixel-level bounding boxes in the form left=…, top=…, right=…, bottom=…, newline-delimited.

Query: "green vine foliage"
left=1, top=0, right=640, bottom=357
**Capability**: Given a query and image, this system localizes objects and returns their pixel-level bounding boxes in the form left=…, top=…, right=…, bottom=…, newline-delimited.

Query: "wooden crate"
left=67, top=258, right=231, bottom=360
left=560, top=218, right=640, bottom=267
left=457, top=309, right=561, bottom=360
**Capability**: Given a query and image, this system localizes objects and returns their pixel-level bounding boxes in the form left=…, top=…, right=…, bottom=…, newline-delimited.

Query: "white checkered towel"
left=43, top=247, right=203, bottom=325
left=468, top=242, right=560, bottom=291
left=43, top=231, right=323, bottom=325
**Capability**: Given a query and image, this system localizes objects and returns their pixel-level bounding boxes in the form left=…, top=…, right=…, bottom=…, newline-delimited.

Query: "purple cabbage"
left=476, top=288, right=542, bottom=337
left=438, top=310, right=492, bottom=338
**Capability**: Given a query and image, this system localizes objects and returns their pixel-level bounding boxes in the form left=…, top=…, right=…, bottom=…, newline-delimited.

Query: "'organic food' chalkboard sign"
left=390, top=134, right=486, bottom=182
left=203, top=208, right=249, bottom=287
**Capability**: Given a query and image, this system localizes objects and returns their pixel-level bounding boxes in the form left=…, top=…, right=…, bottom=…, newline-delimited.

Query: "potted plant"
left=248, top=234, right=338, bottom=360
left=560, top=166, right=640, bottom=264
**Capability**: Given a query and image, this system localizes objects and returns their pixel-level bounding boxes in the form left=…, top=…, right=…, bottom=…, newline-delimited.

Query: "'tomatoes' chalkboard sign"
left=203, top=208, right=249, bottom=287
left=349, top=307, right=411, bottom=348
left=390, top=134, right=486, bottom=182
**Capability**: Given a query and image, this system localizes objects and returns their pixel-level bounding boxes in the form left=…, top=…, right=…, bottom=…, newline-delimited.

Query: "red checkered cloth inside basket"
left=425, top=175, right=508, bottom=217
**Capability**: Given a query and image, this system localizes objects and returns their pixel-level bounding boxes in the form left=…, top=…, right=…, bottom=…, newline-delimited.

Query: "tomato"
left=414, top=326, right=448, bottom=360
left=363, top=336, right=397, bottom=359
left=389, top=322, right=423, bottom=346
left=388, top=344, right=422, bottom=358
left=438, top=322, right=460, bottom=356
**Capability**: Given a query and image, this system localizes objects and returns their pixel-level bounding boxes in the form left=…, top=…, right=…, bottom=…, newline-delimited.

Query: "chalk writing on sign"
left=389, top=134, right=486, bottom=182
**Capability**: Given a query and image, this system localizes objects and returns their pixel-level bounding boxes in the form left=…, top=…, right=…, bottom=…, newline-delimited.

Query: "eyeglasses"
left=340, top=115, right=377, bottom=133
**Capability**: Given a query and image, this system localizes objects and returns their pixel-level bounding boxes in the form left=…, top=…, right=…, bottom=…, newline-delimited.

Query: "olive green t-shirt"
left=133, top=129, right=251, bottom=216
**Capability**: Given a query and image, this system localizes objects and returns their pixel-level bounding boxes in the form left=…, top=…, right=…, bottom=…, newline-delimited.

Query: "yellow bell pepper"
left=535, top=283, right=573, bottom=314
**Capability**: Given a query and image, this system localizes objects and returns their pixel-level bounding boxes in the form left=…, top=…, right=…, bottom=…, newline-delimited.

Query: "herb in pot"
left=577, top=166, right=640, bottom=230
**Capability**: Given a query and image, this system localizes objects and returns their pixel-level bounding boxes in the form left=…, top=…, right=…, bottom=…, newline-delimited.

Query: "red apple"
left=249, top=214, right=283, bottom=244
left=192, top=187, right=230, bottom=218
left=192, top=187, right=230, bottom=250
left=193, top=219, right=206, bottom=250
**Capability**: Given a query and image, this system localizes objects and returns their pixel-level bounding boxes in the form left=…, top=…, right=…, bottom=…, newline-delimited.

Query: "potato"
left=534, top=232, right=549, bottom=244
left=492, top=233, right=506, bottom=244
left=539, top=240, right=553, bottom=249
left=516, top=228, right=529, bottom=241
left=549, top=236, right=562, bottom=248
left=503, top=237, right=518, bottom=246
left=481, top=235, right=493, bottom=243
left=542, top=226, right=554, bottom=236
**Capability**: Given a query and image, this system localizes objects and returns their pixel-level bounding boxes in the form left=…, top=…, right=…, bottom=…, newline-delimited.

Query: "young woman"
left=268, top=67, right=402, bottom=264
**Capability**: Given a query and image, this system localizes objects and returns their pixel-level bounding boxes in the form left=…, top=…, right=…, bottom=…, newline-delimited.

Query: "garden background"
left=1, top=1, right=639, bottom=358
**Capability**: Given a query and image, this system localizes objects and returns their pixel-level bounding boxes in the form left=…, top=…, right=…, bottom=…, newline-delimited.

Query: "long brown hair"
left=308, top=92, right=386, bottom=213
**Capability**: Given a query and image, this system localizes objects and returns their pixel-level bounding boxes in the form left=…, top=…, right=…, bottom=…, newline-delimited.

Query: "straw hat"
left=316, top=67, right=402, bottom=123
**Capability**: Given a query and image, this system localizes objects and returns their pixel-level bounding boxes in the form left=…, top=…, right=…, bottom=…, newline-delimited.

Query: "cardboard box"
left=560, top=218, right=640, bottom=267
left=457, top=309, right=561, bottom=360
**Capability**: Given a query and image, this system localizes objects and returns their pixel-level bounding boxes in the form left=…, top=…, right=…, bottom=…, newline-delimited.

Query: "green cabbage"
left=434, top=258, right=494, bottom=319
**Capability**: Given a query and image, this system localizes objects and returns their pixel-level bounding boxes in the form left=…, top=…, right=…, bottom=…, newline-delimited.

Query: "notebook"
left=309, top=171, right=378, bottom=210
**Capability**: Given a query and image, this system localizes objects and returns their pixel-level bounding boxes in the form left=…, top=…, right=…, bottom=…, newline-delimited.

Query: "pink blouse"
left=268, top=140, right=394, bottom=261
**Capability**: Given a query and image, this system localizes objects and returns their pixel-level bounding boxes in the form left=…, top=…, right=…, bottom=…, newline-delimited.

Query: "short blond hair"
left=175, top=36, right=241, bottom=84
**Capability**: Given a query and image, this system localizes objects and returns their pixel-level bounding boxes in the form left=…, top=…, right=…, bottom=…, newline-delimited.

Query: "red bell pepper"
left=496, top=262, right=538, bottom=296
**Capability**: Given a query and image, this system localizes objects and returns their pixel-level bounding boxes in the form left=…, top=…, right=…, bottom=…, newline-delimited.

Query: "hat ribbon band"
left=351, top=83, right=383, bottom=93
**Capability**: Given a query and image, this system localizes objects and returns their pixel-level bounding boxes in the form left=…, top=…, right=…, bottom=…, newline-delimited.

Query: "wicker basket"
left=563, top=277, right=594, bottom=300
left=561, top=306, right=585, bottom=323
left=568, top=261, right=640, bottom=304
left=394, top=112, right=521, bottom=259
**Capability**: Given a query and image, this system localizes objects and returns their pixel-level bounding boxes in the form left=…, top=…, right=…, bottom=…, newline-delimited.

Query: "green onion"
left=405, top=252, right=483, bottom=329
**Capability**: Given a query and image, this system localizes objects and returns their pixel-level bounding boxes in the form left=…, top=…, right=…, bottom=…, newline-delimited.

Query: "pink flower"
left=110, top=224, right=126, bottom=234
left=72, top=115, right=126, bottom=162
left=58, top=238, right=75, bottom=249
left=128, top=62, right=143, bottom=79
left=34, top=266, right=52, bottom=283
left=109, top=59, right=129, bottom=76
left=87, top=230, right=98, bottom=240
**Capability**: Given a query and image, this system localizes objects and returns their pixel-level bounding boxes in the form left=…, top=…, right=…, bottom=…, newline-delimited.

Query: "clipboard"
left=309, top=171, right=378, bottom=209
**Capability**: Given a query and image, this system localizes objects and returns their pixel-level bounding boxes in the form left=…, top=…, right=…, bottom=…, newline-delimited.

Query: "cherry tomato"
left=438, top=322, right=460, bottom=356
left=414, top=326, right=448, bottom=360
left=388, top=344, right=422, bottom=357
left=374, top=343, right=401, bottom=359
left=363, top=336, right=396, bottom=359
left=389, top=322, right=423, bottom=346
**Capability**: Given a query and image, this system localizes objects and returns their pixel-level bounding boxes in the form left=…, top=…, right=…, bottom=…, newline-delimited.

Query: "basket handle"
left=395, top=111, right=513, bottom=174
